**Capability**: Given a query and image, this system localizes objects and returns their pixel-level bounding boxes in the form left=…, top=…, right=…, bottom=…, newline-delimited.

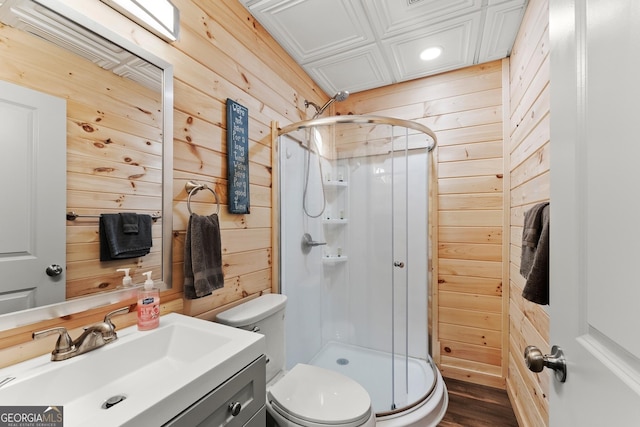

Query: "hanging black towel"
left=183, top=213, right=224, bottom=299
left=99, top=213, right=153, bottom=261
left=520, top=202, right=550, bottom=305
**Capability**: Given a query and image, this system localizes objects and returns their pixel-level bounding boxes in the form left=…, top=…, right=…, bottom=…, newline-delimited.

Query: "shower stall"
left=276, top=116, right=447, bottom=425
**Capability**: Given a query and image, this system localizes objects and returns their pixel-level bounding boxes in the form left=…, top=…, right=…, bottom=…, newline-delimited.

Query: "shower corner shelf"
left=322, top=256, right=348, bottom=264
left=323, top=218, right=348, bottom=225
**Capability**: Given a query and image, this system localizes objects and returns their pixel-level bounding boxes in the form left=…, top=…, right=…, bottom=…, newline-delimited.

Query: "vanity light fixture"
left=100, top=0, right=179, bottom=42
left=420, top=46, right=442, bottom=61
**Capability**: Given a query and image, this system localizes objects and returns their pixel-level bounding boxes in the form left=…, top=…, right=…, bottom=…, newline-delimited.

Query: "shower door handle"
left=394, top=261, right=405, bottom=268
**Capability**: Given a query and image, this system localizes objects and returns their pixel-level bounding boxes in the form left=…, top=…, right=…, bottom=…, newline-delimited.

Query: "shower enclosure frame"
left=271, top=115, right=440, bottom=419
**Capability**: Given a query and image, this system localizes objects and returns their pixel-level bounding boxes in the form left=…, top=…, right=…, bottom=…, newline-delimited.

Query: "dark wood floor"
left=438, top=377, right=519, bottom=427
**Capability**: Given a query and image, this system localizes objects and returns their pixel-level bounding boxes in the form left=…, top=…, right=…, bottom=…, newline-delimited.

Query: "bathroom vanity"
left=0, top=314, right=266, bottom=426
left=164, top=355, right=266, bottom=426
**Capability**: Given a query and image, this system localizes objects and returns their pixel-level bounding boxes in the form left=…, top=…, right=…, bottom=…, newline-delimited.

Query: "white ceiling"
left=239, top=0, right=528, bottom=95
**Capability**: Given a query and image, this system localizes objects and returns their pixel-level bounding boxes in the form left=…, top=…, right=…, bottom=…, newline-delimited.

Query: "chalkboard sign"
left=226, top=98, right=250, bottom=214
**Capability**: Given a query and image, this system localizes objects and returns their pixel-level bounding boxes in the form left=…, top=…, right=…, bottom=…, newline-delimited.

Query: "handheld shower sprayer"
left=300, top=90, right=349, bottom=217
left=333, top=90, right=350, bottom=102
left=304, top=90, right=350, bottom=119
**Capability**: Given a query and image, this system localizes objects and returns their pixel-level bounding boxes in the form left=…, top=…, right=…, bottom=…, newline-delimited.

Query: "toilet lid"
left=267, top=363, right=372, bottom=425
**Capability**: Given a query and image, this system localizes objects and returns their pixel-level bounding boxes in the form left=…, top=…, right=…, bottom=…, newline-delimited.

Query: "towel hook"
left=186, top=181, right=221, bottom=215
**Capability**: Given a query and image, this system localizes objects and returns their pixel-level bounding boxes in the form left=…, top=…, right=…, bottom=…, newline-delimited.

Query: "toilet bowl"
left=267, top=364, right=375, bottom=427
left=216, top=294, right=376, bottom=427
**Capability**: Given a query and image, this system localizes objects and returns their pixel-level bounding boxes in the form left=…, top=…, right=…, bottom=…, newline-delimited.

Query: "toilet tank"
left=216, top=294, right=287, bottom=383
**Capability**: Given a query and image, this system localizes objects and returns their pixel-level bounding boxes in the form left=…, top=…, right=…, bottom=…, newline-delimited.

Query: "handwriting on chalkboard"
left=226, top=99, right=250, bottom=214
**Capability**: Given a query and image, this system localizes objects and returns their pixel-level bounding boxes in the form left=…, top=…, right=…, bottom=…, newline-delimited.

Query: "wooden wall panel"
left=438, top=275, right=503, bottom=296
left=505, top=0, right=551, bottom=425
left=336, top=61, right=507, bottom=388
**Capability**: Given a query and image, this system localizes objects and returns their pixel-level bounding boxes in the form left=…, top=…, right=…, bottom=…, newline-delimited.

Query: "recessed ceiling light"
left=420, top=47, right=442, bottom=61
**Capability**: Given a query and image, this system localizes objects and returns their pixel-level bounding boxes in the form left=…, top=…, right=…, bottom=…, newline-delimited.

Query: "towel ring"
left=186, top=181, right=220, bottom=215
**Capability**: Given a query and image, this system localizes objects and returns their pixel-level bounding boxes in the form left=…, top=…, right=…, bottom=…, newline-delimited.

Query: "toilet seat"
left=267, top=364, right=372, bottom=426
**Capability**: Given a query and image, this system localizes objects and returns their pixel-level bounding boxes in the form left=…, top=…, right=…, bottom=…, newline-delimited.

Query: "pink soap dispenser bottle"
left=137, top=271, right=160, bottom=330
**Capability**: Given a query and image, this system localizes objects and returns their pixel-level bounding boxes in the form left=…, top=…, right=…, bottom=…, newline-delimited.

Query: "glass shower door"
left=391, top=130, right=409, bottom=411
left=390, top=126, right=430, bottom=413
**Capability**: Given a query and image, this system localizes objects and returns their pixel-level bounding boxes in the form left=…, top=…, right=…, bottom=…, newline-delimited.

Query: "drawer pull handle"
left=228, top=401, right=242, bottom=417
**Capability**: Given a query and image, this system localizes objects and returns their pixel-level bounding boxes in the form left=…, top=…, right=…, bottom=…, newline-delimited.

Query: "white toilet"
left=216, top=294, right=376, bottom=427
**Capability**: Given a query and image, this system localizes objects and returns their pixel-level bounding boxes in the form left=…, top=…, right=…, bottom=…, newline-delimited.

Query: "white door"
left=549, top=0, right=640, bottom=424
left=0, top=80, right=66, bottom=314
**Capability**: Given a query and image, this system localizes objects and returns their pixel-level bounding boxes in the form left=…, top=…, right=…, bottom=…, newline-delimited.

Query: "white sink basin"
left=0, top=313, right=265, bottom=426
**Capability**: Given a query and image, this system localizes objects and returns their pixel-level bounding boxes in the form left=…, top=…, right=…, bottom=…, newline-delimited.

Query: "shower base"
left=309, top=341, right=448, bottom=426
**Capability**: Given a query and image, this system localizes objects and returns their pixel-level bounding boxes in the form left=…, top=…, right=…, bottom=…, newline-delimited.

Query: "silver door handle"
left=524, top=345, right=567, bottom=382
left=393, top=261, right=404, bottom=268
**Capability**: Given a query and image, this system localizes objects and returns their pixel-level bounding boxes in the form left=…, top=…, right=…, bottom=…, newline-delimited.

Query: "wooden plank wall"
left=335, top=60, right=506, bottom=388
left=505, top=0, right=551, bottom=425
left=0, top=0, right=326, bottom=367
left=170, top=0, right=317, bottom=319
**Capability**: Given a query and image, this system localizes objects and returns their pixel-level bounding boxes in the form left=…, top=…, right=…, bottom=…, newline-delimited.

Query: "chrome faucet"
left=32, top=307, right=130, bottom=361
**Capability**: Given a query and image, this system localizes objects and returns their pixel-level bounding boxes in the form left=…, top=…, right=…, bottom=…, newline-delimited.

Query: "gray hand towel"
left=183, top=213, right=224, bottom=299
left=520, top=202, right=550, bottom=305
left=99, top=213, right=153, bottom=261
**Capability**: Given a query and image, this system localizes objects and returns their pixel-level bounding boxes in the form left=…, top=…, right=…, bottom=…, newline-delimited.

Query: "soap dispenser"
left=137, top=271, right=160, bottom=330
left=116, top=268, right=132, bottom=287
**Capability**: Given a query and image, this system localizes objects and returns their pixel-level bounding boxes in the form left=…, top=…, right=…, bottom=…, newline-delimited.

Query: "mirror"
left=0, top=0, right=173, bottom=329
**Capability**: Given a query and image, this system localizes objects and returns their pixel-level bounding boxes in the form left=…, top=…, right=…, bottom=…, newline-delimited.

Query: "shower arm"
left=304, top=100, right=321, bottom=115
left=304, top=91, right=349, bottom=119
left=304, top=99, right=335, bottom=119
left=314, top=99, right=336, bottom=118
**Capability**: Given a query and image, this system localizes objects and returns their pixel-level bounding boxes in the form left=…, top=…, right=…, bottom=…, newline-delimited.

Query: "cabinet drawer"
left=164, top=355, right=266, bottom=426
left=244, top=406, right=266, bottom=427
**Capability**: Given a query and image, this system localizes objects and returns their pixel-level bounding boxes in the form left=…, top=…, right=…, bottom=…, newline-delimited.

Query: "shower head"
left=333, top=90, right=349, bottom=102
left=304, top=90, right=350, bottom=118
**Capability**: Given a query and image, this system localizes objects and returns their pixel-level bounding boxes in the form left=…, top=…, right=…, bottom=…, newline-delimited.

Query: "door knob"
left=524, top=345, right=567, bottom=383
left=46, top=264, right=63, bottom=277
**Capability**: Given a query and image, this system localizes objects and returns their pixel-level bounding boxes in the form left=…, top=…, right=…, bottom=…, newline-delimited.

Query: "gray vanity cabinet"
left=164, top=355, right=266, bottom=426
